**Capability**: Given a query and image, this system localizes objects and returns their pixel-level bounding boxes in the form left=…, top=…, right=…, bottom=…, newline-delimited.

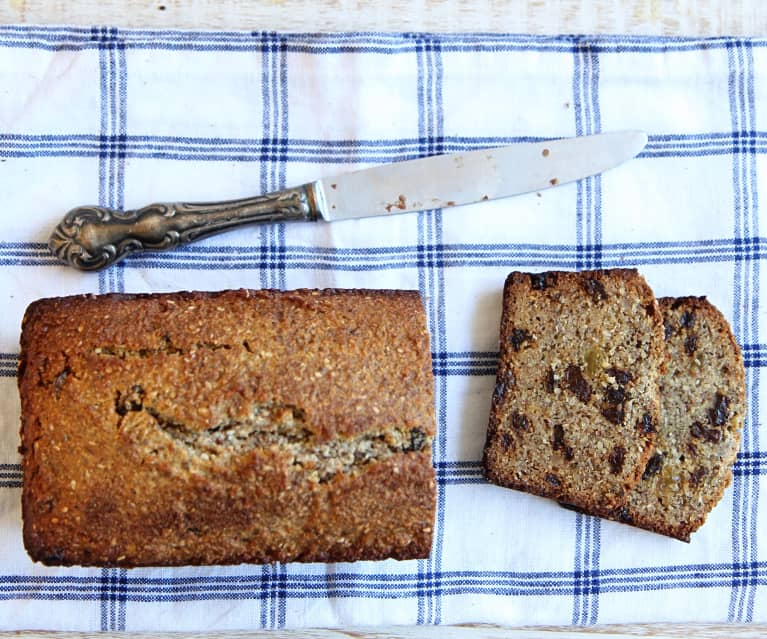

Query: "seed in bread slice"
left=612, top=296, right=746, bottom=541
left=483, top=269, right=666, bottom=514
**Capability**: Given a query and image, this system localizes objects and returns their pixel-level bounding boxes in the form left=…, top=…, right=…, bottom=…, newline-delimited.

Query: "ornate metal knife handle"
left=49, top=185, right=318, bottom=271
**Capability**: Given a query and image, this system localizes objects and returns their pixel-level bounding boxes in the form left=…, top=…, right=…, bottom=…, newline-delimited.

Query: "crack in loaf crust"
left=614, top=297, right=746, bottom=541
left=483, top=269, right=665, bottom=513
left=18, top=288, right=436, bottom=567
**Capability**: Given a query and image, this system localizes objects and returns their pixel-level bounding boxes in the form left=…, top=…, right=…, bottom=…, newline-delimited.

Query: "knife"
left=49, top=131, right=647, bottom=270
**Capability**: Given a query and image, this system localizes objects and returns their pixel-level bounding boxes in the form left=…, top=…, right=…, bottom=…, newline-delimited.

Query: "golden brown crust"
left=613, top=296, right=746, bottom=541
left=19, top=288, right=436, bottom=567
left=483, top=269, right=665, bottom=514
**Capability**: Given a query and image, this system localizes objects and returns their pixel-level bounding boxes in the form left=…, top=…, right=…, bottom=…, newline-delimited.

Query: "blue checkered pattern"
left=0, top=27, right=765, bottom=630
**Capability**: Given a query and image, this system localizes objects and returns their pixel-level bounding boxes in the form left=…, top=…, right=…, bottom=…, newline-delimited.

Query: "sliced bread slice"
left=613, top=296, right=746, bottom=541
left=483, top=269, right=666, bottom=514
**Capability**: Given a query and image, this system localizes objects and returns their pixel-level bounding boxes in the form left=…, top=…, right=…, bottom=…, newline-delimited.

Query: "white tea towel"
left=0, top=27, right=764, bottom=630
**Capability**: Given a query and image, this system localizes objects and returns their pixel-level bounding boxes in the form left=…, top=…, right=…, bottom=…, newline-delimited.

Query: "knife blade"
left=49, top=130, right=647, bottom=270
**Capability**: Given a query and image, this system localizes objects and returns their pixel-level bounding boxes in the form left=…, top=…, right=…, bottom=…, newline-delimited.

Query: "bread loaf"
left=18, top=288, right=437, bottom=567
left=482, top=269, right=666, bottom=514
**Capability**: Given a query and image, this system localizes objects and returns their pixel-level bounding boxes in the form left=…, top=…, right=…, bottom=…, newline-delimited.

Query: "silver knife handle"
left=49, top=184, right=319, bottom=271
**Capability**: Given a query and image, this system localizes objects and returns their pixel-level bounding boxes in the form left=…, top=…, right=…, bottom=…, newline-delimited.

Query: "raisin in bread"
left=614, top=296, right=746, bottom=541
left=18, top=288, right=436, bottom=567
left=483, top=269, right=665, bottom=514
